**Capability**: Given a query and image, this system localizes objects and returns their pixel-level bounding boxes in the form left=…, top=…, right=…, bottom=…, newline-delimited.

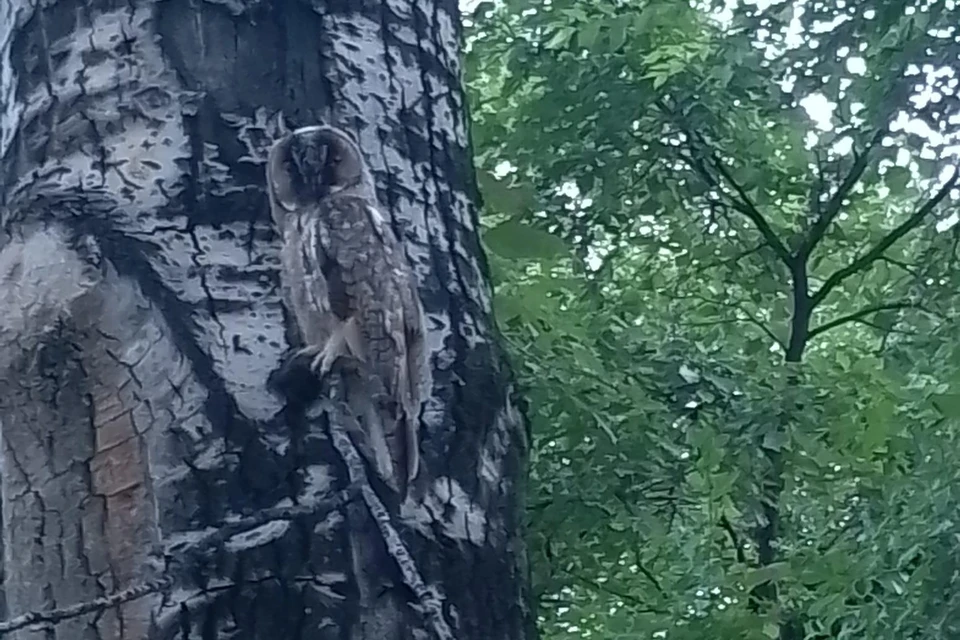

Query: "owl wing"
left=298, top=213, right=348, bottom=324
left=396, top=263, right=427, bottom=420
left=364, top=203, right=429, bottom=484
left=355, top=197, right=428, bottom=402
left=313, top=195, right=405, bottom=375
left=316, top=195, right=426, bottom=486
left=396, top=268, right=427, bottom=485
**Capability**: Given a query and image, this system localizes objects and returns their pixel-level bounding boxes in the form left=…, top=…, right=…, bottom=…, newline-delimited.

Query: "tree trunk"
left=0, top=2, right=533, bottom=639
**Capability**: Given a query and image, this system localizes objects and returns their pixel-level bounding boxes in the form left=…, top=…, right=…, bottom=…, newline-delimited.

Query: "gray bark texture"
left=0, top=1, right=533, bottom=639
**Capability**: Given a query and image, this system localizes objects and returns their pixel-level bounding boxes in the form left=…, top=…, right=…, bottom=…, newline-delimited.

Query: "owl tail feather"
left=404, top=412, right=420, bottom=484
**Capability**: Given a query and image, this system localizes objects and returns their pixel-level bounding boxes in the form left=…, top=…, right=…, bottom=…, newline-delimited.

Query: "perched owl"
left=266, top=124, right=427, bottom=496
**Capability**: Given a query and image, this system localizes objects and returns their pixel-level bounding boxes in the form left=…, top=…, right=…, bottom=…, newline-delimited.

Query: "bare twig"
left=0, top=579, right=171, bottom=636
left=322, top=380, right=454, bottom=640
left=0, top=485, right=359, bottom=636
left=165, top=484, right=361, bottom=562
left=563, top=572, right=668, bottom=614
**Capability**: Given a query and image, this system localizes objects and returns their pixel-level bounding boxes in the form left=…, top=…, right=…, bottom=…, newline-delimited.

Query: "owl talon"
left=293, top=345, right=321, bottom=361
left=309, top=350, right=336, bottom=377
left=309, top=329, right=349, bottom=378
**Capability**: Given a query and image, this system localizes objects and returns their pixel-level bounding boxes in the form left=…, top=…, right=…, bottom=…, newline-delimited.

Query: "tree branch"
left=0, top=486, right=359, bottom=635
left=658, top=99, right=794, bottom=266
left=706, top=152, right=794, bottom=265
left=719, top=515, right=747, bottom=565
left=808, top=301, right=924, bottom=340
left=0, top=578, right=171, bottom=635
left=879, top=255, right=920, bottom=277
left=323, top=382, right=455, bottom=640
left=672, top=292, right=787, bottom=351
left=686, top=317, right=786, bottom=351
left=801, top=129, right=886, bottom=257
left=811, top=166, right=960, bottom=308
left=563, top=572, right=667, bottom=614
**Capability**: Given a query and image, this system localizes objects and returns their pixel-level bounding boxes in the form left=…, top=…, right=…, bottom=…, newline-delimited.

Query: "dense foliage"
left=464, top=1, right=960, bottom=638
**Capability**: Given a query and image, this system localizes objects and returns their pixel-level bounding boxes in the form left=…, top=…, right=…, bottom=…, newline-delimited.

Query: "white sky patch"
left=557, top=181, right=580, bottom=199
left=937, top=212, right=959, bottom=233
left=895, top=148, right=912, bottom=167
left=846, top=56, right=867, bottom=75
left=783, top=3, right=807, bottom=49
left=460, top=0, right=487, bottom=13
left=711, top=0, right=781, bottom=28
left=891, top=111, right=946, bottom=146
left=493, top=159, right=516, bottom=178
left=800, top=93, right=836, bottom=131
left=831, top=136, right=853, bottom=155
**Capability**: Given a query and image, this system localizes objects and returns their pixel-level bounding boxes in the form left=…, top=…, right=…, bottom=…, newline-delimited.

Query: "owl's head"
left=266, top=125, right=370, bottom=216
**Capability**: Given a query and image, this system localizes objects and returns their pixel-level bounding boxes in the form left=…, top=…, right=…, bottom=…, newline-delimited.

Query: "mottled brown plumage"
left=266, top=125, right=427, bottom=497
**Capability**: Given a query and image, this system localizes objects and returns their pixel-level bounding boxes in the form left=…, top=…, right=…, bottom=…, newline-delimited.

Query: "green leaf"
left=485, top=220, right=569, bottom=260
left=742, top=562, right=790, bottom=590
left=578, top=21, right=603, bottom=50
left=884, top=166, right=911, bottom=192
left=762, top=430, right=788, bottom=451
left=494, top=293, right=533, bottom=323
left=545, top=26, right=576, bottom=50
left=466, top=3, right=960, bottom=635
left=477, top=170, right=537, bottom=215
left=607, top=15, right=632, bottom=52
left=932, top=392, right=960, bottom=418
left=714, top=64, right=734, bottom=88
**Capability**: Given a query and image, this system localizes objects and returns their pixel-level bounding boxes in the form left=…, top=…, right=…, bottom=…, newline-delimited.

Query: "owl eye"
left=332, top=154, right=343, bottom=163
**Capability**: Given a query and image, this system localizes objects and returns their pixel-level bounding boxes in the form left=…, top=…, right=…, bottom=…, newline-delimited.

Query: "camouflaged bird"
left=266, top=124, right=427, bottom=498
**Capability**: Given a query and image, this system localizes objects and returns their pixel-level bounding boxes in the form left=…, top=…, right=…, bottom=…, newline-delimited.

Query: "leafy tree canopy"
left=465, top=0, right=960, bottom=638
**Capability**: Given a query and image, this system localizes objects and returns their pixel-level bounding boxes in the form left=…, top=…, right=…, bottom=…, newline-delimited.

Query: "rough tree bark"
left=0, top=1, right=532, bottom=639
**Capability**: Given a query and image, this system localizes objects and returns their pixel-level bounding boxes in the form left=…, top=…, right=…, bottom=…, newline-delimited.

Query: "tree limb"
left=706, top=151, right=794, bottom=265
left=693, top=243, right=765, bottom=274
left=686, top=317, right=786, bottom=351
left=808, top=301, right=925, bottom=340
left=811, top=166, right=960, bottom=308
left=879, top=255, right=920, bottom=277
left=659, top=98, right=793, bottom=266
left=563, top=572, right=667, bottom=614
left=0, top=578, right=171, bottom=636
left=671, top=292, right=786, bottom=351
left=610, top=491, right=666, bottom=596
left=719, top=515, right=747, bottom=565
left=801, top=128, right=886, bottom=257
left=0, top=486, right=360, bottom=635
left=323, top=382, right=455, bottom=640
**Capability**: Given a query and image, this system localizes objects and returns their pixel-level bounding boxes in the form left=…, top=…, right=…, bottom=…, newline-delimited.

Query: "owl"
left=266, top=124, right=427, bottom=496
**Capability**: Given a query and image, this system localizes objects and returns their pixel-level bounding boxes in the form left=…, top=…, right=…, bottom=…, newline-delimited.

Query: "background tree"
left=0, top=1, right=532, bottom=639
left=467, top=0, right=960, bottom=638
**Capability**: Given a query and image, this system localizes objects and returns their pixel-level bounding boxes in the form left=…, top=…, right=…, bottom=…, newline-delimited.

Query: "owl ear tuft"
left=267, top=135, right=300, bottom=212
left=338, top=127, right=360, bottom=147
